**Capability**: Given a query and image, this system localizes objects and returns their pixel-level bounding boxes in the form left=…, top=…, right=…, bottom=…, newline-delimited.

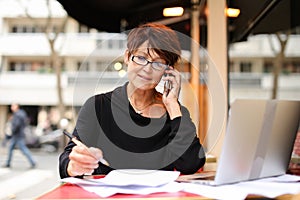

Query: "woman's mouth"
left=138, top=74, right=151, bottom=81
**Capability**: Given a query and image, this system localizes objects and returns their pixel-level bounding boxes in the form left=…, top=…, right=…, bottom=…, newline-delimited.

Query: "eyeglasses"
left=131, top=55, right=168, bottom=71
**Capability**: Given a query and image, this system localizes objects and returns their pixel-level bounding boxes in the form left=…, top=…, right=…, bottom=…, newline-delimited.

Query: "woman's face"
left=125, top=41, right=166, bottom=90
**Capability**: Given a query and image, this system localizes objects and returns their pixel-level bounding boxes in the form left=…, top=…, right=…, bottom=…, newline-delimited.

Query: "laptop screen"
left=214, top=99, right=300, bottom=185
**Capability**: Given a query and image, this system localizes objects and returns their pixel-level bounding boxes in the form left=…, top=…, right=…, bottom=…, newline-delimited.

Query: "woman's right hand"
left=67, top=145, right=103, bottom=176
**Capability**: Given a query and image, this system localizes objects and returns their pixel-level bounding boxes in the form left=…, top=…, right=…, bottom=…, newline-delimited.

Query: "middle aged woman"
left=59, top=23, right=206, bottom=178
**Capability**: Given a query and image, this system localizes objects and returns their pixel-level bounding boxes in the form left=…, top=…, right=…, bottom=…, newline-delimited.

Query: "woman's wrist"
left=166, top=101, right=182, bottom=119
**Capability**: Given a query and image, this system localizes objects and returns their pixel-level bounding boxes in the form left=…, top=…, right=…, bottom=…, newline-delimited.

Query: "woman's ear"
left=124, top=49, right=130, bottom=65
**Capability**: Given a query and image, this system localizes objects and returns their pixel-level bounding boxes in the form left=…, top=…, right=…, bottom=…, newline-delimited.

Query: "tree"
left=268, top=30, right=290, bottom=99
left=19, top=0, right=68, bottom=120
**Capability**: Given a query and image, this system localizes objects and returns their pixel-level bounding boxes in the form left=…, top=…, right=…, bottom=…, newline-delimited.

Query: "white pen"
left=63, top=130, right=109, bottom=166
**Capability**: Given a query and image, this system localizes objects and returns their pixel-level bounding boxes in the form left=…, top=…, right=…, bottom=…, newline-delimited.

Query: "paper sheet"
left=89, top=169, right=180, bottom=186
left=61, top=172, right=300, bottom=199
left=61, top=169, right=182, bottom=198
left=80, top=182, right=184, bottom=198
left=183, top=174, right=300, bottom=200
left=183, top=182, right=248, bottom=200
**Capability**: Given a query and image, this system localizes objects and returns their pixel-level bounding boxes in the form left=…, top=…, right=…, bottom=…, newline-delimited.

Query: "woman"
left=59, top=23, right=206, bottom=178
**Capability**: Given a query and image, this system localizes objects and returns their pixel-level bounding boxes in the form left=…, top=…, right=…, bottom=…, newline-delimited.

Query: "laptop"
left=178, top=99, right=300, bottom=185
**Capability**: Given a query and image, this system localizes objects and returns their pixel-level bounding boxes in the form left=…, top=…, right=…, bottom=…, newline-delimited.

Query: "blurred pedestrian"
left=2, top=103, right=36, bottom=168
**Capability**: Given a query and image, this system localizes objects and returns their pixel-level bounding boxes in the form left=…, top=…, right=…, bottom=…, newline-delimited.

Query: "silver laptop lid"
left=214, top=99, right=300, bottom=185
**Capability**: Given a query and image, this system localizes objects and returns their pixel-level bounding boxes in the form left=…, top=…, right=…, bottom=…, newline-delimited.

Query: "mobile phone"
left=164, top=80, right=172, bottom=96
left=164, top=67, right=172, bottom=96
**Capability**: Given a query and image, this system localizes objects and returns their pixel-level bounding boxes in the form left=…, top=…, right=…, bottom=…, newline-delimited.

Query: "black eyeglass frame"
left=131, top=55, right=169, bottom=71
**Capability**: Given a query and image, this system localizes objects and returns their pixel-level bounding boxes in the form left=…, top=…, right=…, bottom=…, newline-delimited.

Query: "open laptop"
left=179, top=99, right=300, bottom=185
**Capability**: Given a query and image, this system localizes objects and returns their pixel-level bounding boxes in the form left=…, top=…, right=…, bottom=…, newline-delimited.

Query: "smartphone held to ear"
left=164, top=80, right=172, bottom=96
left=164, top=67, right=172, bottom=96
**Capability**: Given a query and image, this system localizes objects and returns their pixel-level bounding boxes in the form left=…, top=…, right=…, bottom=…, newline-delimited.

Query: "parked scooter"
left=39, top=129, right=63, bottom=152
left=24, top=126, right=64, bottom=152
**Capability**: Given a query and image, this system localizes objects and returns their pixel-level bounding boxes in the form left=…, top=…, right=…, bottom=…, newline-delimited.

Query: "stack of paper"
left=61, top=169, right=183, bottom=198
left=61, top=171, right=300, bottom=199
left=182, top=174, right=300, bottom=200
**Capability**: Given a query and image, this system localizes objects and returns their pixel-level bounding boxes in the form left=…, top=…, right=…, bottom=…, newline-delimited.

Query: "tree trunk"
left=270, top=32, right=289, bottom=99
left=271, top=51, right=281, bottom=99
left=49, top=40, right=65, bottom=118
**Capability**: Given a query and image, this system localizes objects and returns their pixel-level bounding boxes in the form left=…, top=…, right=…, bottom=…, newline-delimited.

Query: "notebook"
left=178, top=99, right=300, bottom=185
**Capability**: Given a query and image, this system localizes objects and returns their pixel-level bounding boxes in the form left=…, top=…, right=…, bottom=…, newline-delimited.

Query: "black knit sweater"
left=59, top=82, right=206, bottom=178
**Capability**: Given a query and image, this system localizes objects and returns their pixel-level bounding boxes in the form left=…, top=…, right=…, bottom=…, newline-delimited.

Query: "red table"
left=37, top=183, right=208, bottom=199
left=37, top=168, right=300, bottom=200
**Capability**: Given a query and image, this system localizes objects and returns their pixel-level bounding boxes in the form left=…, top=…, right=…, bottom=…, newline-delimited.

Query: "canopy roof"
left=57, top=0, right=300, bottom=44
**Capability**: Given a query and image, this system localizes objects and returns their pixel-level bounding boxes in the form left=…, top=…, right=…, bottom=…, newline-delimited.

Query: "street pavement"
left=0, top=146, right=62, bottom=200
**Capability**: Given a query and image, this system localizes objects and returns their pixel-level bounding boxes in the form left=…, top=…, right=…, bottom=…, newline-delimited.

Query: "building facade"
left=0, top=0, right=299, bottom=142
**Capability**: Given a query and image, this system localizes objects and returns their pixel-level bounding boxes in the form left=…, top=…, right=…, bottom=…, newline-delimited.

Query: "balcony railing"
left=1, top=71, right=299, bottom=105
left=229, top=73, right=300, bottom=89
left=0, top=33, right=127, bottom=56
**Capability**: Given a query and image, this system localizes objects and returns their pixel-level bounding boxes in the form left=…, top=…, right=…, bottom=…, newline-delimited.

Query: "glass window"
left=77, top=61, right=89, bottom=71
left=229, top=61, right=234, bottom=72
left=108, top=40, right=113, bottom=49
left=11, top=26, right=18, bottom=33
left=263, top=62, right=273, bottom=73
left=96, top=39, right=103, bottom=48
left=240, top=62, right=252, bottom=72
left=9, top=24, right=45, bottom=33
left=118, top=40, right=125, bottom=49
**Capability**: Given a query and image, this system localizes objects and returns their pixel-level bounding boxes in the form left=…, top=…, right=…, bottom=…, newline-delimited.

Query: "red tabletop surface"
left=37, top=168, right=300, bottom=199
left=37, top=183, right=206, bottom=199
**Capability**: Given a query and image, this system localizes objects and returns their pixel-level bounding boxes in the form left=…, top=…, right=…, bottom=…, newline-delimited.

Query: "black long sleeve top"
left=59, top=82, right=206, bottom=178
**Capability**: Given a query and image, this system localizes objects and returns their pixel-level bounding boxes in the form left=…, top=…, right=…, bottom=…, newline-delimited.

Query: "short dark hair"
left=127, top=23, right=181, bottom=66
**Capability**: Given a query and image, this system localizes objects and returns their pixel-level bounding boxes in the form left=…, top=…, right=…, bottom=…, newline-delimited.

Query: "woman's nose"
left=143, top=62, right=153, bottom=72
